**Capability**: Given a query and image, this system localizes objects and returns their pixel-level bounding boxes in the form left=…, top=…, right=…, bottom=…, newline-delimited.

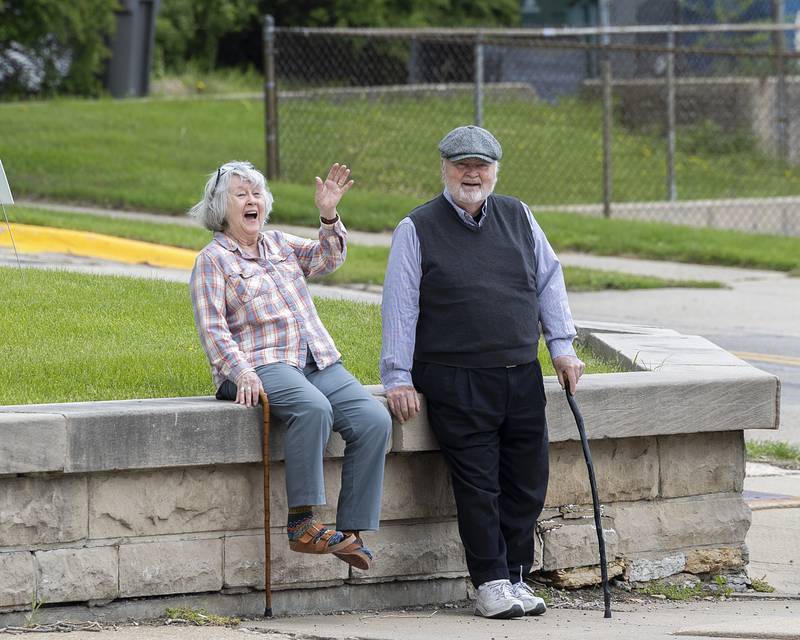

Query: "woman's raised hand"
left=315, top=163, right=354, bottom=220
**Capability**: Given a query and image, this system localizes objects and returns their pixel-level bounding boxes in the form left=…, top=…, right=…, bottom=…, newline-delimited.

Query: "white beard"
left=453, top=185, right=491, bottom=204
left=447, top=176, right=497, bottom=206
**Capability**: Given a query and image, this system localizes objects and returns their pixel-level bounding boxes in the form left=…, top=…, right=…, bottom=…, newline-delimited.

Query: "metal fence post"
left=773, top=0, right=789, bottom=162
left=600, top=0, right=613, bottom=218
left=264, top=14, right=280, bottom=180
left=474, top=31, right=484, bottom=128
left=666, top=29, right=677, bottom=201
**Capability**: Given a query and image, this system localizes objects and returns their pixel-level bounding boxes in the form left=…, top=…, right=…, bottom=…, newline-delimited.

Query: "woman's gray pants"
left=218, top=358, right=392, bottom=532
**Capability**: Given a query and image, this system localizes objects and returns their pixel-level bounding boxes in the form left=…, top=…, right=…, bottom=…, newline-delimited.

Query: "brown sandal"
left=288, top=521, right=356, bottom=555
left=333, top=536, right=373, bottom=571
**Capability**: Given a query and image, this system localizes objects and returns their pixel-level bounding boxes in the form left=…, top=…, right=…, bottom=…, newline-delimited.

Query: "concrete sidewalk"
left=8, top=597, right=800, bottom=640
left=745, top=463, right=800, bottom=597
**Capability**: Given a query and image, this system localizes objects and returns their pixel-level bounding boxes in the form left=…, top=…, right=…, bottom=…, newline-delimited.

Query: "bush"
left=679, top=119, right=756, bottom=156
left=154, top=0, right=260, bottom=74
left=0, top=0, right=117, bottom=97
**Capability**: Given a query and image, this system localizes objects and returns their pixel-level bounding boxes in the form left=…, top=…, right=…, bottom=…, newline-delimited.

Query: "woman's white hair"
left=188, top=161, right=274, bottom=232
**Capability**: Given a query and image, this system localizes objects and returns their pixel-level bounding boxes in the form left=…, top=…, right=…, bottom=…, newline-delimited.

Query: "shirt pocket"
left=270, top=245, right=305, bottom=284
left=224, top=262, right=265, bottom=308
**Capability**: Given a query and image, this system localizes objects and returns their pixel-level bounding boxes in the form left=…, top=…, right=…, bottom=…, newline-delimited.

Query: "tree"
left=679, top=0, right=775, bottom=75
left=155, top=0, right=261, bottom=73
left=267, top=0, right=520, bottom=28
left=154, top=0, right=520, bottom=74
left=0, top=0, right=117, bottom=96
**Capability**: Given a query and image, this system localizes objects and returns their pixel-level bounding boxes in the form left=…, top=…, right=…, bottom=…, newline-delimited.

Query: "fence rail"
left=264, top=20, right=800, bottom=236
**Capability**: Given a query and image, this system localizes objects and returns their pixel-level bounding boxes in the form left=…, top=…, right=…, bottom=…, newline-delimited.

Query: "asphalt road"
left=561, top=256, right=800, bottom=445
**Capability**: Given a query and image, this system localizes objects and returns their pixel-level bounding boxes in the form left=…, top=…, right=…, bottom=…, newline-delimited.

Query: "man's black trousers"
left=412, top=359, right=549, bottom=588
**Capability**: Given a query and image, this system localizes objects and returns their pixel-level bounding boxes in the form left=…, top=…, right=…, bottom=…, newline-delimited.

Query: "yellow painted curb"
left=0, top=223, right=196, bottom=270
left=732, top=351, right=800, bottom=368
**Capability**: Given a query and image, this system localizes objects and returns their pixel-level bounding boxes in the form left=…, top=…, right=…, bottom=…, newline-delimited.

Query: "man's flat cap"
left=438, top=125, right=503, bottom=163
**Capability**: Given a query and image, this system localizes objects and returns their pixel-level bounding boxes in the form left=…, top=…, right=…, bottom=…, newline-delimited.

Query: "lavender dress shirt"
left=380, top=190, right=578, bottom=390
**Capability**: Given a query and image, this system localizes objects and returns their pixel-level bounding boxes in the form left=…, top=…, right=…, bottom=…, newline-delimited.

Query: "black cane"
left=564, top=385, right=612, bottom=619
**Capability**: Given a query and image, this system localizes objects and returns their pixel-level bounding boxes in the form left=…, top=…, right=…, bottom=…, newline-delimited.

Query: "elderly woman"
left=189, top=160, right=391, bottom=570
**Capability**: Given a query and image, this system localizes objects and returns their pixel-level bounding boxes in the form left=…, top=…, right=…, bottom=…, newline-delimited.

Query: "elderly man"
left=380, top=126, right=584, bottom=619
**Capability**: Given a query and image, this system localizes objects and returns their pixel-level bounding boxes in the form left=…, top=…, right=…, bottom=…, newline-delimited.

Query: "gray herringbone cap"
left=438, top=125, right=503, bottom=163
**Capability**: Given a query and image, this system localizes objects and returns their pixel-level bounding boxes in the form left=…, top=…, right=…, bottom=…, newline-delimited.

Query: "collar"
left=214, top=231, right=263, bottom=258
left=442, top=189, right=489, bottom=227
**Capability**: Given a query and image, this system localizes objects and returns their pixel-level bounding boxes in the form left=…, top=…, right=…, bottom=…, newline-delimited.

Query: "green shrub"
left=154, top=0, right=260, bottom=74
left=0, top=0, right=117, bottom=97
left=679, top=119, right=756, bottom=156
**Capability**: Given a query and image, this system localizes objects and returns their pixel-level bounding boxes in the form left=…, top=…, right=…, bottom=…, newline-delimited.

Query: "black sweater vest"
left=409, top=193, right=540, bottom=368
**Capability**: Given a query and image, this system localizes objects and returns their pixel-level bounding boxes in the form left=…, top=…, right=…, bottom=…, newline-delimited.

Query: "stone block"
left=545, top=368, right=778, bottom=444
left=350, top=520, right=467, bottom=581
left=223, top=534, right=264, bottom=589
left=624, top=553, right=686, bottom=582
left=89, top=466, right=263, bottom=538
left=380, top=453, right=455, bottom=521
left=684, top=547, right=745, bottom=574
left=540, top=520, right=618, bottom=571
left=532, top=529, right=544, bottom=572
left=658, top=432, right=745, bottom=498
left=546, top=437, right=658, bottom=507
left=539, top=560, right=625, bottom=588
left=0, top=552, right=35, bottom=608
left=590, top=334, right=752, bottom=370
left=611, top=494, right=751, bottom=555
left=36, top=547, right=118, bottom=603
left=89, top=461, right=346, bottom=537
left=224, top=531, right=349, bottom=590
left=119, top=538, right=222, bottom=598
left=0, top=476, right=87, bottom=546
left=389, top=398, right=439, bottom=452
left=60, top=398, right=265, bottom=471
left=271, top=530, right=350, bottom=588
left=1, top=393, right=392, bottom=472
left=559, top=504, right=597, bottom=519
left=0, top=413, right=66, bottom=474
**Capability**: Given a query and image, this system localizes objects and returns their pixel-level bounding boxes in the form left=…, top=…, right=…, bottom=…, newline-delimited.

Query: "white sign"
left=0, top=159, right=13, bottom=205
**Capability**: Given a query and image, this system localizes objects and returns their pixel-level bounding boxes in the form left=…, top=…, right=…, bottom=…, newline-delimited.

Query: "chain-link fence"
left=265, top=18, right=800, bottom=236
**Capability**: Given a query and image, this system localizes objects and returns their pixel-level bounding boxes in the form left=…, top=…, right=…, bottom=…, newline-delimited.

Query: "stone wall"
left=0, top=322, right=779, bottom=622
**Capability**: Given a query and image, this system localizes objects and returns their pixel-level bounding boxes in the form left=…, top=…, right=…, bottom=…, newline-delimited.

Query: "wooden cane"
left=259, top=390, right=273, bottom=617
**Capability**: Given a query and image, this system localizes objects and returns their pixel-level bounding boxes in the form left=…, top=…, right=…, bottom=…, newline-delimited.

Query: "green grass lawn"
left=3, top=94, right=800, bottom=218
left=0, top=267, right=617, bottom=405
left=5, top=205, right=725, bottom=289
left=278, top=93, right=800, bottom=204
left=3, top=95, right=800, bottom=273
left=537, top=211, right=800, bottom=273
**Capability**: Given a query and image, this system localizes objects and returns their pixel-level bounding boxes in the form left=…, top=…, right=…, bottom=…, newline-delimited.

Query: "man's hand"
left=553, top=355, right=585, bottom=395
left=386, top=385, right=420, bottom=424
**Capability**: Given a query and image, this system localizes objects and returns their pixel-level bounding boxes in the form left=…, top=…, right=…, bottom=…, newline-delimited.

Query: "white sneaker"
left=510, top=580, right=547, bottom=616
left=474, top=579, right=525, bottom=619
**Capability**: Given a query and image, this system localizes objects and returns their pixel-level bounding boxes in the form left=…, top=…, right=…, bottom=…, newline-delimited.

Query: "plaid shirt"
left=190, top=222, right=347, bottom=388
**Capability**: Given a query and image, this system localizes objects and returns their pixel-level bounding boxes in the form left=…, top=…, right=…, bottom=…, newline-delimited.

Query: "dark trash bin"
left=106, top=0, right=161, bottom=98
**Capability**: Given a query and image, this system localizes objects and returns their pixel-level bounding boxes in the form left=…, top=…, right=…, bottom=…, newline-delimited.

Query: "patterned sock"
left=287, top=509, right=314, bottom=541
